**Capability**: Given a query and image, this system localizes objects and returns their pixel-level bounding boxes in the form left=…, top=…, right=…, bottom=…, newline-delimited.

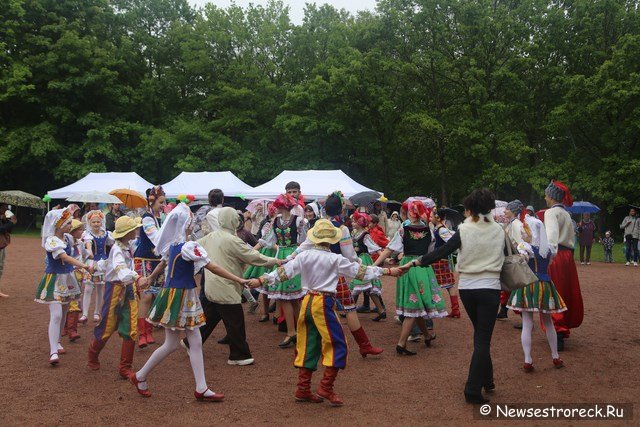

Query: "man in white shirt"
left=544, top=180, right=584, bottom=351
left=285, top=181, right=305, bottom=218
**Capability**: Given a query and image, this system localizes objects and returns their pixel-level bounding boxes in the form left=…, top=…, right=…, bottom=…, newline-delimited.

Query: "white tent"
left=162, top=171, right=254, bottom=199
left=244, top=170, right=380, bottom=199
left=47, top=172, right=154, bottom=199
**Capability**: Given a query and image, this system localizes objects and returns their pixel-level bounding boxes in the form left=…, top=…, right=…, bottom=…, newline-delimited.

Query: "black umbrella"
left=349, top=191, right=383, bottom=208
left=440, top=207, right=464, bottom=227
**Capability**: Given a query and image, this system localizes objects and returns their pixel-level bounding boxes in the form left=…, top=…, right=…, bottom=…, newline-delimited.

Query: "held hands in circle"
left=247, top=278, right=263, bottom=288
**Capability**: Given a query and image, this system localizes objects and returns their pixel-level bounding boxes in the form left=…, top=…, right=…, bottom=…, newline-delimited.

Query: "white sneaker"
left=635, top=262, right=638, bottom=267
left=586, top=262, right=591, bottom=265
left=227, top=358, right=254, bottom=366
left=580, top=262, right=585, bottom=265
left=626, top=262, right=630, bottom=266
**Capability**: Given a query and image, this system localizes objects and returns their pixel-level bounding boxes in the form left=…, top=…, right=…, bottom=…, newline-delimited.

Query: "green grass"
left=573, top=243, right=627, bottom=264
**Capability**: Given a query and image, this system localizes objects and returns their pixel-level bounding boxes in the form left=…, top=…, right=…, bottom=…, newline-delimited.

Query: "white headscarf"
left=307, top=202, right=319, bottom=218
left=153, top=203, right=192, bottom=257
left=525, top=214, right=551, bottom=258
left=42, top=208, right=71, bottom=248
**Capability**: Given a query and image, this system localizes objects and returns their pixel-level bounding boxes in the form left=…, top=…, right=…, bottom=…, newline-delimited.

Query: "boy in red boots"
left=250, top=219, right=401, bottom=405
left=63, top=219, right=88, bottom=342
left=87, top=217, right=150, bottom=378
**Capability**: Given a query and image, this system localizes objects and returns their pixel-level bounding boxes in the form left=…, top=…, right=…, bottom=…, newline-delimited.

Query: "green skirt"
left=396, top=255, right=448, bottom=318
left=259, top=246, right=305, bottom=300
left=507, top=280, right=568, bottom=314
left=350, top=253, right=382, bottom=296
left=147, top=287, right=205, bottom=330
left=35, top=272, right=81, bottom=304
left=244, top=247, right=277, bottom=279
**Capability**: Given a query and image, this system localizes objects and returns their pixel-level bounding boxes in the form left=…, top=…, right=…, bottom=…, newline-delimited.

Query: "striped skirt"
left=35, top=272, right=81, bottom=304
left=147, top=287, right=205, bottom=330
left=507, top=280, right=568, bottom=314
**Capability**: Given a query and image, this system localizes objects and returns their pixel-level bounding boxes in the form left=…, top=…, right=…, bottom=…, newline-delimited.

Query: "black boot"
left=496, top=305, right=508, bottom=319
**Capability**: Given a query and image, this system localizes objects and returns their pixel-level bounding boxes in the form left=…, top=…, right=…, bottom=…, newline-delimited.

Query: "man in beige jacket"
left=184, top=207, right=280, bottom=366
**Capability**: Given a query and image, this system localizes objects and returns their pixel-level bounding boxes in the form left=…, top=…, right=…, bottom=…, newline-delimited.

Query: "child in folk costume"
left=244, top=202, right=278, bottom=322
left=249, top=219, right=402, bottom=406
left=349, top=211, right=386, bottom=321
left=36, top=209, right=94, bottom=365
left=374, top=201, right=448, bottom=355
left=80, top=210, right=114, bottom=324
left=291, top=192, right=384, bottom=357
left=62, top=219, right=90, bottom=342
left=134, top=185, right=166, bottom=348
left=130, top=204, right=248, bottom=400
left=88, top=216, right=152, bottom=378
left=543, top=181, right=584, bottom=351
left=505, top=200, right=566, bottom=371
left=430, top=208, right=461, bottom=318
left=255, top=194, right=307, bottom=348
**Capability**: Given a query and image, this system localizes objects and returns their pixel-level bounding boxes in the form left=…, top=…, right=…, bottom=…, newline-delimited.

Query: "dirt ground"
left=0, top=236, right=638, bottom=426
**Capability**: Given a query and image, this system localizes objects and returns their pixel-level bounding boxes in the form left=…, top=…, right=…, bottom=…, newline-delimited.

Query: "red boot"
left=294, top=368, right=323, bottom=403
left=447, top=295, right=461, bottom=318
left=68, top=311, right=81, bottom=341
left=351, top=327, right=383, bottom=357
left=62, top=312, right=69, bottom=337
left=137, top=318, right=148, bottom=348
left=145, top=320, right=156, bottom=345
left=316, top=367, right=343, bottom=406
left=118, top=339, right=136, bottom=379
left=87, top=338, right=106, bottom=370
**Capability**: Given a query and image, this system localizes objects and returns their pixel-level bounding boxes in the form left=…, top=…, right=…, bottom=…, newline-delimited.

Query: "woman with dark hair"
left=133, top=185, right=167, bottom=348
left=401, top=188, right=505, bottom=404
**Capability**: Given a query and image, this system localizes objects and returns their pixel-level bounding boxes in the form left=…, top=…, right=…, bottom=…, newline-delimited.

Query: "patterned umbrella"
left=0, top=190, right=46, bottom=209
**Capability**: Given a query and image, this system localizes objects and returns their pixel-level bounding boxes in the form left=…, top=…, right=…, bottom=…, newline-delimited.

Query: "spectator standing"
left=577, top=213, right=596, bottom=265
left=105, top=203, right=122, bottom=232
left=601, top=231, right=614, bottom=263
left=620, top=208, right=640, bottom=266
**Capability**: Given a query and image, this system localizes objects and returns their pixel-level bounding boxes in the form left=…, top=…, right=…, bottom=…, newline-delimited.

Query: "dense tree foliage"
left=1, top=0, right=639, bottom=210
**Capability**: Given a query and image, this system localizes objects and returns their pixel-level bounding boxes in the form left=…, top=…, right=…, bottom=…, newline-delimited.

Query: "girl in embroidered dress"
left=255, top=194, right=307, bottom=348
left=350, top=211, right=386, bottom=321
left=129, top=203, right=249, bottom=400
left=374, top=201, right=448, bottom=355
left=80, top=210, right=114, bottom=324
left=36, top=208, right=94, bottom=365
left=62, top=219, right=89, bottom=342
left=134, top=185, right=166, bottom=348
left=430, top=208, right=461, bottom=318
left=504, top=200, right=567, bottom=372
left=244, top=202, right=278, bottom=322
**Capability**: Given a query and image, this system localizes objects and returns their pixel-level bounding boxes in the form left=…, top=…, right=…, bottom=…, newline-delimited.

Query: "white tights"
left=521, top=311, right=559, bottom=364
left=135, top=328, right=214, bottom=395
left=48, top=304, right=69, bottom=355
left=82, top=282, right=104, bottom=318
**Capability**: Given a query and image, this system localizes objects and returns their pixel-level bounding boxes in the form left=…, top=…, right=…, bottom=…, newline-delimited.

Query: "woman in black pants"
left=401, top=189, right=505, bottom=404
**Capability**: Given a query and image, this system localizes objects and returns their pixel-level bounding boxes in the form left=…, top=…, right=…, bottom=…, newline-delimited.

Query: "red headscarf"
left=407, top=201, right=430, bottom=222
left=351, top=211, right=371, bottom=228
left=273, top=194, right=297, bottom=211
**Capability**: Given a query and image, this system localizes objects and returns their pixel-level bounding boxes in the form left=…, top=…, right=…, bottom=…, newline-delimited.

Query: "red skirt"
left=335, top=276, right=356, bottom=311
left=432, top=259, right=455, bottom=289
left=548, top=249, right=583, bottom=333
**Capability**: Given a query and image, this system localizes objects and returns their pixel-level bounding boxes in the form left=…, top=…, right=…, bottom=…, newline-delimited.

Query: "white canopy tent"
left=243, top=170, right=381, bottom=199
left=162, top=171, right=254, bottom=199
left=47, top=172, right=154, bottom=199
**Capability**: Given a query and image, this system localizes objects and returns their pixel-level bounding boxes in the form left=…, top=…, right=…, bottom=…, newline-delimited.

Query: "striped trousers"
left=294, top=292, right=348, bottom=370
left=93, top=281, right=138, bottom=341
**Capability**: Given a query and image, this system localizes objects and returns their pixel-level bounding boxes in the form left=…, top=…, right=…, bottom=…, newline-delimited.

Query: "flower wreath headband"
left=147, top=185, right=166, bottom=206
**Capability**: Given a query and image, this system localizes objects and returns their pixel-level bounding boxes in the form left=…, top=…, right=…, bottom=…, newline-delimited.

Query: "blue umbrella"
left=566, top=201, right=600, bottom=214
